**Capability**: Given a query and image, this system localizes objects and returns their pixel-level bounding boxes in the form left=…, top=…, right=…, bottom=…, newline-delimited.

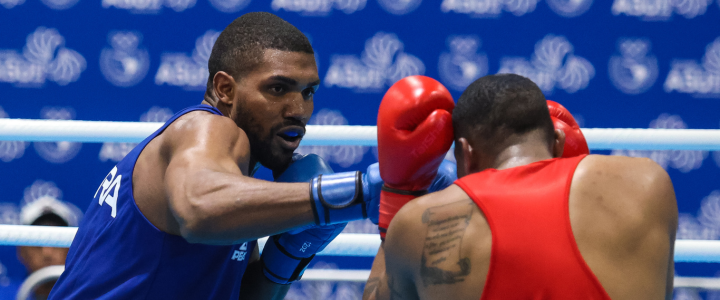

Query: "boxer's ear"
left=213, top=71, right=236, bottom=106
left=455, top=137, right=474, bottom=177
left=552, top=129, right=565, bottom=158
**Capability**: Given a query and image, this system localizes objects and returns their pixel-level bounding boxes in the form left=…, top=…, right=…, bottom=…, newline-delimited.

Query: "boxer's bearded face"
left=231, top=49, right=319, bottom=171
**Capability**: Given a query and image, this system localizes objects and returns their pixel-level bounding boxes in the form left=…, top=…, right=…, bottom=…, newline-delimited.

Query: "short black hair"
left=453, top=74, right=554, bottom=149
left=206, top=12, right=314, bottom=91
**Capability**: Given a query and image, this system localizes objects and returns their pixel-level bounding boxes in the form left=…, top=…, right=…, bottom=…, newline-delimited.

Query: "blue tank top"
left=49, top=104, right=256, bottom=300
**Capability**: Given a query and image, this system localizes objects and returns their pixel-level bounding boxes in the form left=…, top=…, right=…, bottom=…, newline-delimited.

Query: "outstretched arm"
left=164, top=114, right=315, bottom=244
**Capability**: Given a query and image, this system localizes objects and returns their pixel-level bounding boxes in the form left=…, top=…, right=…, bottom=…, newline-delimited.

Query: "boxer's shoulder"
left=160, top=111, right=250, bottom=157
left=574, top=154, right=672, bottom=197
left=571, top=154, right=676, bottom=238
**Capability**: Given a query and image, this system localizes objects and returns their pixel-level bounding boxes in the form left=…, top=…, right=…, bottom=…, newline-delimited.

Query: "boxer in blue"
left=49, top=12, right=456, bottom=299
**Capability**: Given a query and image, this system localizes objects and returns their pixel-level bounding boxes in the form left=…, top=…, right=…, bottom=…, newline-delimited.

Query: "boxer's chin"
left=261, top=141, right=295, bottom=172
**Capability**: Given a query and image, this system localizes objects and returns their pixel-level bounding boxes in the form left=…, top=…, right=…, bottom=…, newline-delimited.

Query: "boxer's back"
left=382, top=155, right=676, bottom=300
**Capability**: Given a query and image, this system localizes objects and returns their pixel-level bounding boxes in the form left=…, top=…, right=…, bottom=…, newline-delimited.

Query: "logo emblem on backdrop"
left=100, top=32, right=150, bottom=87
left=0, top=27, right=86, bottom=87
left=611, top=0, right=711, bottom=20
left=0, top=0, right=25, bottom=9
left=102, top=0, right=196, bottom=13
left=156, top=30, right=219, bottom=90
left=208, top=0, right=251, bottom=13
left=0, top=107, right=27, bottom=163
left=441, top=0, right=539, bottom=17
left=295, top=109, right=368, bottom=168
left=324, top=32, right=425, bottom=91
left=438, top=35, right=487, bottom=91
left=377, top=0, right=421, bottom=15
left=612, top=114, right=707, bottom=173
left=99, top=107, right=174, bottom=162
left=546, top=0, right=593, bottom=17
left=664, top=37, right=720, bottom=97
left=608, top=39, right=658, bottom=94
left=34, top=107, right=82, bottom=164
left=271, top=0, right=366, bottom=15
left=498, top=34, right=594, bottom=94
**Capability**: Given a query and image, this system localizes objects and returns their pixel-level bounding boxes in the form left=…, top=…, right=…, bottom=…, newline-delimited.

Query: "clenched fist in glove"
left=377, top=76, right=455, bottom=239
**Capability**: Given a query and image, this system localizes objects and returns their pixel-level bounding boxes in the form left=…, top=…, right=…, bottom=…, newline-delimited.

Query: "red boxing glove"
left=547, top=100, right=589, bottom=158
left=377, top=76, right=455, bottom=238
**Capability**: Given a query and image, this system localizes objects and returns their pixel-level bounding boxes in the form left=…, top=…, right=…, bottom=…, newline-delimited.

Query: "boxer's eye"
left=301, top=87, right=314, bottom=100
left=269, top=84, right=287, bottom=95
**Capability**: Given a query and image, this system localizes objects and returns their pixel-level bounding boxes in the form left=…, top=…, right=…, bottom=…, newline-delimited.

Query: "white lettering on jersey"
left=94, top=166, right=122, bottom=218
left=299, top=242, right=311, bottom=253
left=231, top=242, right=248, bottom=261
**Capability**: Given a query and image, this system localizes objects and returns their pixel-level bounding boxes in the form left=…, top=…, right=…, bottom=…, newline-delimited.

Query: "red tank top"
left=454, top=155, right=611, bottom=300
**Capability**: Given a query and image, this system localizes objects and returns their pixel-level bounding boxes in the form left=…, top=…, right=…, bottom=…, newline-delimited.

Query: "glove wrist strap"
left=378, top=189, right=421, bottom=239
left=381, top=185, right=428, bottom=196
left=260, top=235, right=315, bottom=285
left=310, top=171, right=365, bottom=226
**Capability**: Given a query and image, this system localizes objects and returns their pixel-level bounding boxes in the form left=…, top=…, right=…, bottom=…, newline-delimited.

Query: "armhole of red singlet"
left=454, top=178, right=495, bottom=300
left=563, top=155, right=612, bottom=299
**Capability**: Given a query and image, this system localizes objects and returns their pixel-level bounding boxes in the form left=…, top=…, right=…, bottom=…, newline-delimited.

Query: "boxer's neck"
left=469, top=130, right=554, bottom=172
left=491, top=137, right=554, bottom=170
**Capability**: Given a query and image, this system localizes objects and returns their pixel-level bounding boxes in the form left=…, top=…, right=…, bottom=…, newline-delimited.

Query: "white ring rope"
left=1, top=119, right=720, bottom=150
left=7, top=264, right=719, bottom=290
left=0, top=225, right=719, bottom=263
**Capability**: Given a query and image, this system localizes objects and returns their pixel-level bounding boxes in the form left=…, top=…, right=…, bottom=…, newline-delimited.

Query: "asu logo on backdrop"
left=608, top=39, right=658, bottom=94
left=155, top=30, right=219, bottom=90
left=271, top=0, right=366, bottom=15
left=498, top=34, right=594, bottom=94
left=100, top=32, right=150, bottom=87
left=438, top=35, right=488, bottom=91
left=664, top=37, right=720, bottom=97
left=612, top=0, right=712, bottom=20
left=324, top=32, right=425, bottom=91
left=0, top=27, right=85, bottom=87
left=34, top=107, right=82, bottom=164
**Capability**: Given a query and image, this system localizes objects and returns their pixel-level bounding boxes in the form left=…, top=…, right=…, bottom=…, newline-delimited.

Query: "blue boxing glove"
left=261, top=154, right=347, bottom=284
left=362, top=159, right=457, bottom=223
left=309, top=159, right=458, bottom=226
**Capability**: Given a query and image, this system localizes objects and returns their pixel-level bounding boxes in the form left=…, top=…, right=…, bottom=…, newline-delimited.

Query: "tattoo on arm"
left=419, top=200, right=474, bottom=286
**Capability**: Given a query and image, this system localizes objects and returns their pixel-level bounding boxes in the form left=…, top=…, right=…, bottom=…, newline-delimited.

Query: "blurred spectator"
left=15, top=197, right=81, bottom=300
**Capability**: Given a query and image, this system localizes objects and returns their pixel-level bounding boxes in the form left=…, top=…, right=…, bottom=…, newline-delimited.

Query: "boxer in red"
left=364, top=73, right=678, bottom=300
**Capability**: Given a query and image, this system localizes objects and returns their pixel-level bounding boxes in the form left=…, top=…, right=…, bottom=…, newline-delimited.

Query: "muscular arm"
left=364, top=186, right=482, bottom=300
left=163, top=114, right=315, bottom=244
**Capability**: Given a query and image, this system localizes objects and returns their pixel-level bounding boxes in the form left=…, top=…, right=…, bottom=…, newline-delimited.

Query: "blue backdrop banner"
left=1, top=0, right=720, bottom=299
